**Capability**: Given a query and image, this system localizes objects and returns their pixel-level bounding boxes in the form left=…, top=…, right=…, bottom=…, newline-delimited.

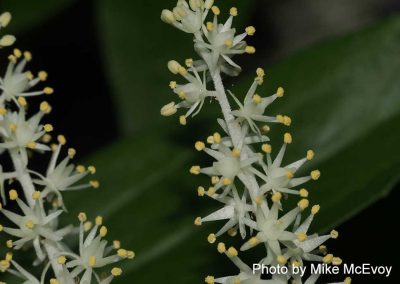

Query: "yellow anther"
left=117, top=249, right=128, bottom=258
left=319, top=245, right=327, bottom=255
left=230, top=7, right=238, bottom=16
left=286, top=170, right=294, bottom=179
left=58, top=256, right=66, bottom=264
left=38, top=71, right=48, bottom=81
left=207, top=135, right=214, bottom=144
left=32, top=191, right=41, bottom=200
left=249, top=237, right=259, bottom=246
left=224, top=39, right=233, bottom=48
left=323, top=254, right=333, bottom=263
left=256, top=67, right=265, bottom=77
left=43, top=87, right=54, bottom=95
left=261, top=143, right=272, bottom=154
left=206, top=22, right=214, bottom=31
left=5, top=252, right=12, bottom=261
left=8, top=54, right=17, bottom=63
left=76, top=165, right=86, bottom=173
left=6, top=240, right=13, bottom=248
left=292, top=260, right=301, bottom=267
left=95, top=216, right=103, bottom=226
left=111, top=267, right=123, bottom=276
left=113, top=240, right=121, bottom=249
left=227, top=228, right=237, bottom=237
left=179, top=115, right=187, bottom=125
left=222, top=177, right=232, bottom=186
left=44, top=124, right=53, bottom=132
left=297, top=232, right=307, bottom=242
left=161, top=102, right=177, bottom=116
left=26, top=71, right=34, bottom=80
left=276, top=114, right=284, bottom=123
left=311, top=205, right=320, bottom=215
left=169, top=81, right=177, bottom=89
left=197, top=186, right=205, bottom=197
left=227, top=247, right=238, bottom=257
left=194, top=217, right=202, bottom=226
left=283, top=115, right=292, bottom=126
left=13, top=48, right=22, bottom=58
left=245, top=46, right=256, bottom=54
left=90, top=180, right=100, bottom=188
left=211, top=6, right=220, bottom=15
left=167, top=60, right=181, bottom=74
left=178, top=91, right=186, bottom=100
left=255, top=195, right=263, bottom=205
left=78, top=212, right=87, bottom=222
left=217, top=242, right=226, bottom=253
left=297, top=199, right=309, bottom=210
left=17, top=97, right=27, bottom=107
left=195, top=141, right=205, bottom=151
left=27, top=141, right=37, bottom=149
left=42, top=134, right=52, bottom=143
left=25, top=220, right=34, bottom=229
left=252, top=94, right=262, bottom=104
left=9, top=189, right=18, bottom=200
left=57, top=135, right=66, bottom=145
left=190, top=165, right=201, bottom=175
left=40, top=101, right=51, bottom=113
left=0, top=108, right=6, bottom=115
left=84, top=221, right=93, bottom=232
left=9, top=123, right=16, bottom=132
left=299, top=188, right=308, bottom=198
left=88, top=166, right=96, bottom=174
left=0, top=12, right=12, bottom=27
left=24, top=51, right=32, bottom=61
left=261, top=125, right=270, bottom=133
left=207, top=233, right=216, bottom=244
left=0, top=259, right=10, bottom=272
left=205, top=275, right=215, bottom=284
left=88, top=256, right=97, bottom=267
left=284, top=133, right=292, bottom=144
left=127, top=251, right=135, bottom=259
left=332, top=257, right=342, bottom=265
left=50, top=279, right=59, bottom=284
left=246, top=26, right=256, bottom=36
left=311, top=170, right=320, bottom=180
left=276, top=255, right=287, bottom=265
left=213, top=132, right=221, bottom=144
left=207, top=187, right=216, bottom=196
left=211, top=176, right=219, bottom=184
left=276, top=87, right=284, bottom=97
left=344, top=277, right=352, bottom=284
left=307, top=150, right=315, bottom=160
left=330, top=230, right=339, bottom=239
left=232, top=148, right=241, bottom=157
left=161, top=9, right=175, bottom=24
left=185, top=58, right=193, bottom=67
left=100, top=226, right=108, bottom=237
left=271, top=192, right=281, bottom=203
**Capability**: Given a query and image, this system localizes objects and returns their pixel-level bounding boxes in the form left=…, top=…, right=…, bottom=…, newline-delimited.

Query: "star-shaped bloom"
left=0, top=49, right=53, bottom=105
left=1, top=191, right=72, bottom=261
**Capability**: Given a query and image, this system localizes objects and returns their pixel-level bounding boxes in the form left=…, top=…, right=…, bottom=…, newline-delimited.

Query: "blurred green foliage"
left=0, top=0, right=399, bottom=283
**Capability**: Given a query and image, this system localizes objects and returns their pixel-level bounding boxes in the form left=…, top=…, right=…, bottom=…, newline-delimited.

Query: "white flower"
left=1, top=191, right=72, bottom=261
left=62, top=214, right=132, bottom=282
left=161, top=0, right=209, bottom=34
left=199, top=186, right=255, bottom=238
left=0, top=49, right=52, bottom=105
left=0, top=107, right=51, bottom=159
left=258, top=133, right=319, bottom=197
left=31, top=142, right=97, bottom=210
left=231, top=75, right=284, bottom=134
left=240, top=202, right=303, bottom=264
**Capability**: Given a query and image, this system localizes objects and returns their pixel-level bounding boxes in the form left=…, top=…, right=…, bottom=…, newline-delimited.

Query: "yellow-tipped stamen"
left=78, top=212, right=87, bottom=222
left=211, top=6, right=220, bottom=15
left=57, top=135, right=66, bottom=145
left=332, top=257, right=342, bottom=266
left=207, top=233, right=216, bottom=244
left=311, top=205, right=320, bottom=215
left=252, top=94, right=262, bottom=104
left=190, top=165, right=201, bottom=175
left=95, top=216, right=103, bottom=226
left=311, top=170, right=321, bottom=180
left=194, top=217, right=202, bottom=226
left=179, top=115, right=187, bottom=125
left=307, top=150, right=314, bottom=160
left=297, top=199, right=309, bottom=210
left=284, top=133, right=292, bottom=144
left=277, top=87, right=284, bottom=97
left=330, top=230, right=339, bottom=239
left=17, top=97, right=27, bottom=107
left=58, top=256, right=66, bottom=265
left=297, top=232, right=307, bottom=242
left=9, top=189, right=18, bottom=200
left=246, top=26, right=256, bottom=36
left=111, top=267, right=123, bottom=276
left=88, top=166, right=96, bottom=174
left=205, top=275, right=215, bottom=284
left=90, top=180, right=100, bottom=188
left=276, top=255, right=287, bottom=265
left=100, top=226, right=108, bottom=237
left=230, top=7, right=238, bottom=16
left=38, top=71, right=48, bottom=81
left=6, top=240, right=13, bottom=248
left=271, top=192, right=282, bottom=203
left=206, top=22, right=214, bottom=31
left=195, top=141, right=205, bottom=151
left=299, top=188, right=308, bottom=197
left=217, top=242, right=226, bottom=253
left=207, top=187, right=216, bottom=196
left=227, top=247, right=238, bottom=257
left=213, top=132, right=221, bottom=144
left=44, top=124, right=53, bottom=132
left=261, top=143, right=272, bottom=154
left=245, top=46, right=256, bottom=54
left=323, top=254, right=333, bottom=264
left=43, top=87, right=54, bottom=95
left=197, top=186, right=205, bottom=197
left=40, top=101, right=51, bottom=113
left=32, top=191, right=41, bottom=200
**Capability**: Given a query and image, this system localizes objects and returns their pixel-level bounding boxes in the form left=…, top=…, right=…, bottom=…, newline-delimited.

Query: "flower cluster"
left=0, top=12, right=133, bottom=283
left=161, top=1, right=350, bottom=283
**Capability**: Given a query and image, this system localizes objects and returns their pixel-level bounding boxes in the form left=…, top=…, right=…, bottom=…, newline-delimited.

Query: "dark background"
left=0, top=0, right=398, bottom=283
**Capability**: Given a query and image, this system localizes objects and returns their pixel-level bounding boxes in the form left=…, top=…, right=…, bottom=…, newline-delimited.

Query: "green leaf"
left=0, top=0, right=76, bottom=33
left=96, top=0, right=255, bottom=134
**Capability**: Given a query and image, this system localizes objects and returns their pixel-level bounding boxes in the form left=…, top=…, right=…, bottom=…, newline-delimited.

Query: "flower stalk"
left=160, top=1, right=350, bottom=283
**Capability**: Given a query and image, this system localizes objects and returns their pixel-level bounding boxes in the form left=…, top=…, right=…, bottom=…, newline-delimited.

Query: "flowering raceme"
left=161, top=1, right=351, bottom=283
left=0, top=12, right=133, bottom=283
